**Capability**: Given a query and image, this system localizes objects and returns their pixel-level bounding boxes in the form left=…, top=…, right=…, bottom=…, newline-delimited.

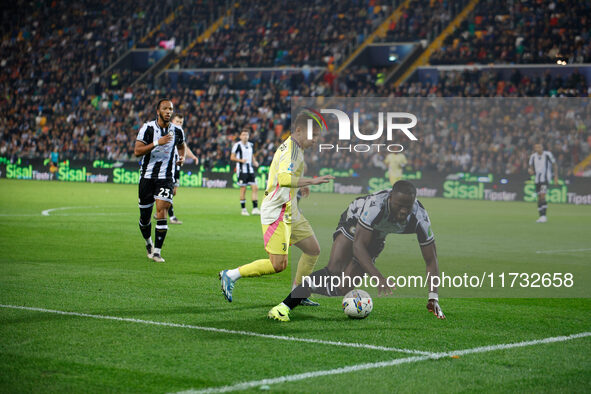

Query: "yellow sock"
left=294, top=253, right=319, bottom=286
left=238, top=259, right=276, bottom=277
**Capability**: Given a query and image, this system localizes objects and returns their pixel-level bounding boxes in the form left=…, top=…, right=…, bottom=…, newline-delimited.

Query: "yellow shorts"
left=262, top=214, right=315, bottom=255
left=263, top=218, right=291, bottom=255
left=291, top=216, right=315, bottom=245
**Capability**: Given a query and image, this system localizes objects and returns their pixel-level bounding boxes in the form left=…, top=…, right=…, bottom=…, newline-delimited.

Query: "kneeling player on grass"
left=268, top=180, right=445, bottom=321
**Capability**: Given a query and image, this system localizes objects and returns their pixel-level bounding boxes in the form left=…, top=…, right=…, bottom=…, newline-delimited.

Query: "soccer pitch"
left=0, top=179, right=590, bottom=392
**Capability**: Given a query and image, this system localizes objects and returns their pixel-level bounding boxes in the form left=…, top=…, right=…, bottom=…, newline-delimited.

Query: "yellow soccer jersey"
left=261, top=137, right=304, bottom=225
left=384, top=153, right=407, bottom=179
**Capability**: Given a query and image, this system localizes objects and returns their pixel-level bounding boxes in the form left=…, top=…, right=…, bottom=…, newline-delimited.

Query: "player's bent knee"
left=270, top=257, right=288, bottom=272
left=309, top=245, right=321, bottom=256
left=273, top=262, right=287, bottom=273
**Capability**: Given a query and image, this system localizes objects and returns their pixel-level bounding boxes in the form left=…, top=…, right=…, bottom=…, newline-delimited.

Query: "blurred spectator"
left=179, top=0, right=390, bottom=68
left=430, top=0, right=591, bottom=65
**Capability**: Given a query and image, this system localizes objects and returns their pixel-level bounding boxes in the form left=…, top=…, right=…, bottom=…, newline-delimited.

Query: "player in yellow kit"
left=219, top=110, right=334, bottom=303
left=384, top=152, right=408, bottom=185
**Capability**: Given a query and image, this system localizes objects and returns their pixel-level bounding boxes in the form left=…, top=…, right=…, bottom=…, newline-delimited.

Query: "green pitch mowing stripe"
left=0, top=304, right=433, bottom=356
left=177, top=332, right=591, bottom=393
left=1, top=180, right=590, bottom=392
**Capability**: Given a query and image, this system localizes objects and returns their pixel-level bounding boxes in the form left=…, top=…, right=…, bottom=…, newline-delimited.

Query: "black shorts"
left=334, top=210, right=385, bottom=262
left=138, top=178, right=174, bottom=208
left=535, top=182, right=548, bottom=194
left=173, top=165, right=180, bottom=187
left=237, top=172, right=256, bottom=186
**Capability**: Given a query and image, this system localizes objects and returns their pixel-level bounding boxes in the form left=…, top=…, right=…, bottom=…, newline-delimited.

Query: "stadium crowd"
left=377, top=0, right=469, bottom=43
left=1, top=0, right=590, bottom=178
left=1, top=0, right=185, bottom=94
left=336, top=66, right=590, bottom=98
left=310, top=96, right=590, bottom=177
left=0, top=0, right=192, bottom=163
left=178, top=0, right=392, bottom=68
left=2, top=67, right=589, bottom=177
left=430, top=0, right=591, bottom=65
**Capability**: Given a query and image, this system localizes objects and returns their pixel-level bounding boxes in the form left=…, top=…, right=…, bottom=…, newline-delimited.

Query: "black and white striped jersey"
left=342, top=190, right=435, bottom=246
left=137, top=120, right=185, bottom=180
left=231, top=141, right=255, bottom=175
left=528, top=151, right=556, bottom=183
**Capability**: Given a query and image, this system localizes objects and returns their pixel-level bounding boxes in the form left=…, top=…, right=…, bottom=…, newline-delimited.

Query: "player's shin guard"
left=240, top=200, right=246, bottom=209
left=283, top=267, right=336, bottom=310
left=293, top=253, right=319, bottom=288
left=283, top=286, right=312, bottom=310
left=538, top=199, right=547, bottom=216
left=168, top=204, right=174, bottom=218
left=139, top=208, right=152, bottom=240
left=238, top=259, right=275, bottom=277
left=252, top=200, right=258, bottom=208
left=154, top=219, right=168, bottom=249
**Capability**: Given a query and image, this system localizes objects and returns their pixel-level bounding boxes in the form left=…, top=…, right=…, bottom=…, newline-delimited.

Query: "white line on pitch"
left=0, top=304, right=433, bottom=356
left=433, top=332, right=591, bottom=358
left=176, top=355, right=432, bottom=394
left=535, top=248, right=591, bottom=254
left=47, top=213, right=126, bottom=216
left=176, top=332, right=591, bottom=393
left=39, top=206, right=126, bottom=216
left=41, top=206, right=88, bottom=216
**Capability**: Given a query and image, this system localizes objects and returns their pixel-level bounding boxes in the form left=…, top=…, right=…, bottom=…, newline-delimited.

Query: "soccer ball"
left=342, top=289, right=373, bottom=319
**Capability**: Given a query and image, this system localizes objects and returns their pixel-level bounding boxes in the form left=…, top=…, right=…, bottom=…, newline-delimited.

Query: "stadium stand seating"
left=429, top=0, right=591, bottom=65
left=377, top=0, right=470, bottom=43
left=178, top=0, right=391, bottom=68
left=0, top=0, right=185, bottom=160
left=1, top=0, right=589, bottom=178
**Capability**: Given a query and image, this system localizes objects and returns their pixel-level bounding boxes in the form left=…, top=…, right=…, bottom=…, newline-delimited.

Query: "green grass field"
left=0, top=179, right=590, bottom=393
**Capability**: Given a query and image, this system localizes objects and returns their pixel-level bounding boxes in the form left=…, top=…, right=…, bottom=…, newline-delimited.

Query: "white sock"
left=145, top=237, right=153, bottom=246
left=154, top=247, right=161, bottom=255
left=227, top=268, right=241, bottom=281
left=281, top=302, right=290, bottom=310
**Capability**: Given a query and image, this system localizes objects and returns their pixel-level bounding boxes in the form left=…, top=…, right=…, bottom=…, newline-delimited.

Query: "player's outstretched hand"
left=427, top=299, right=445, bottom=319
left=158, top=133, right=173, bottom=146
left=312, top=175, right=335, bottom=185
left=377, top=277, right=394, bottom=297
left=177, top=156, right=185, bottom=166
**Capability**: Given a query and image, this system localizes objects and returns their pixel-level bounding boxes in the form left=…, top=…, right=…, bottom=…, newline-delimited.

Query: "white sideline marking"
left=42, top=206, right=87, bottom=216
left=176, top=355, right=432, bottom=394
left=48, top=213, right=126, bottom=216
left=39, top=206, right=124, bottom=217
left=535, top=248, right=591, bottom=254
left=0, top=304, right=432, bottom=356
left=176, top=332, right=591, bottom=393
